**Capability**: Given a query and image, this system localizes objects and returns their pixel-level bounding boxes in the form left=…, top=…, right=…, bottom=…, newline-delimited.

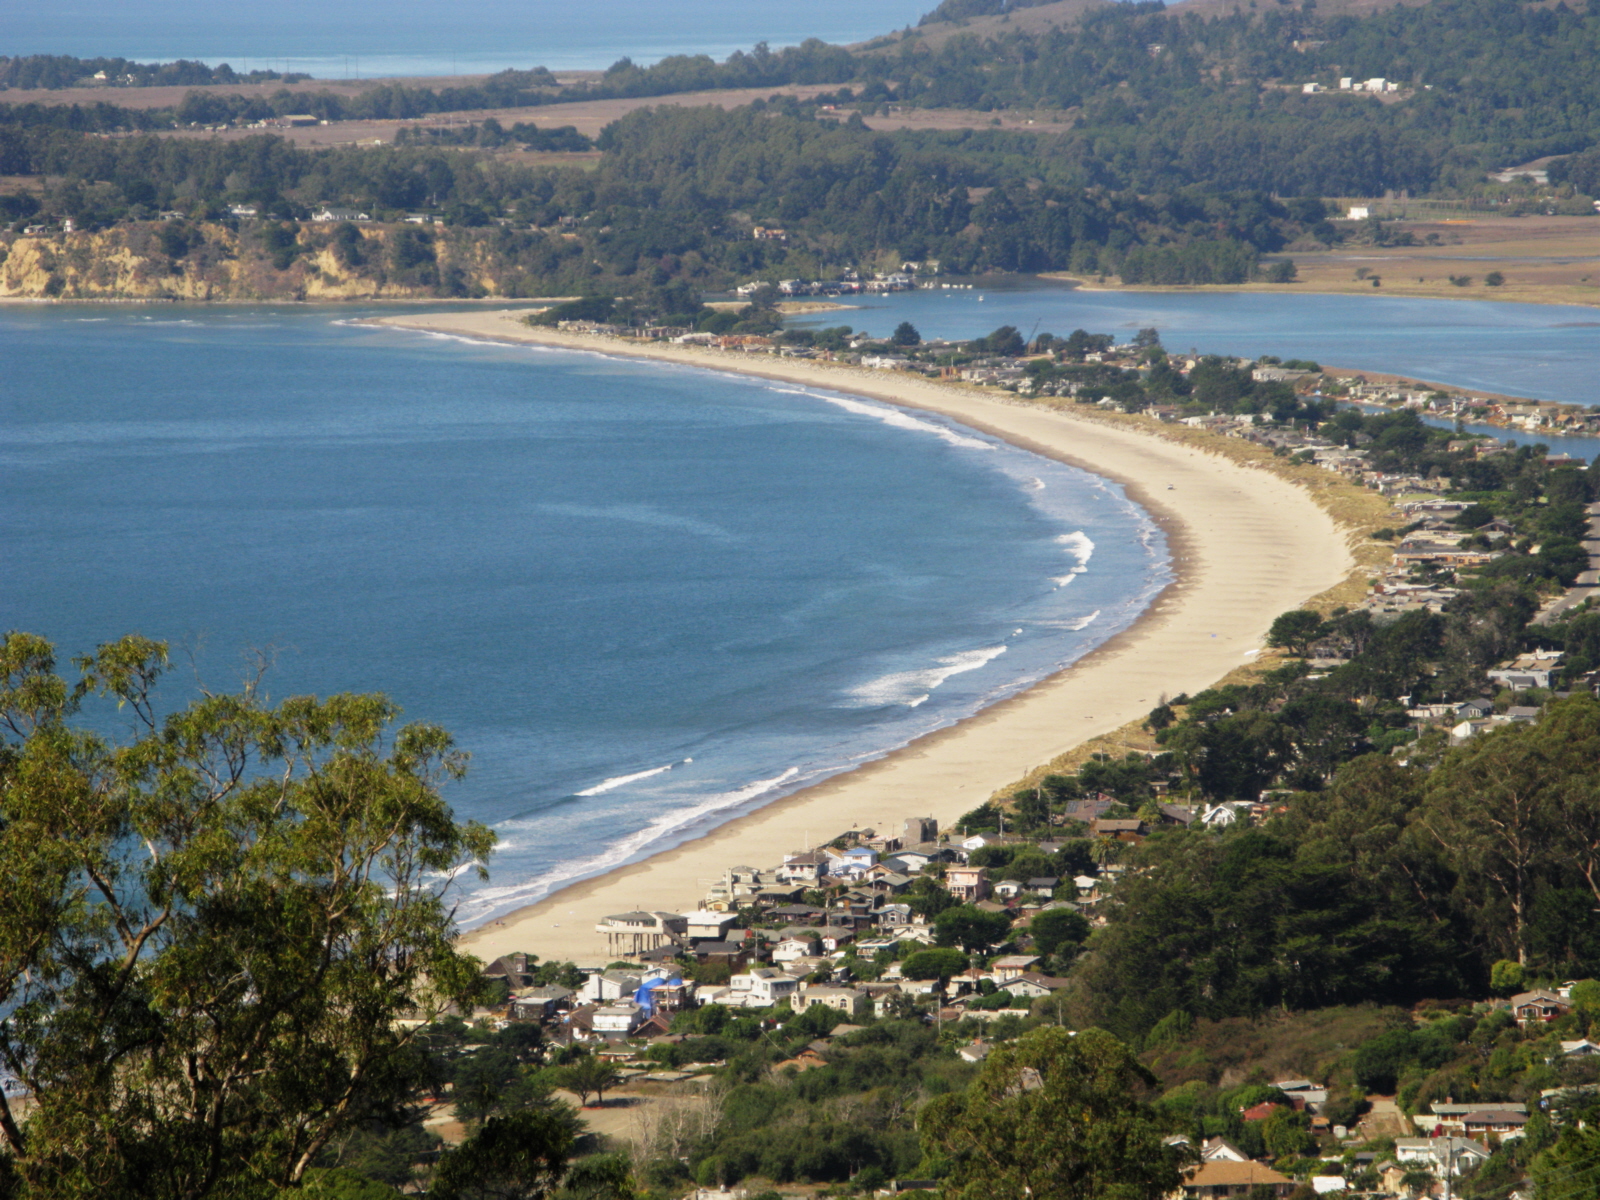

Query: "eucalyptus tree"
left=0, top=632, right=495, bottom=1200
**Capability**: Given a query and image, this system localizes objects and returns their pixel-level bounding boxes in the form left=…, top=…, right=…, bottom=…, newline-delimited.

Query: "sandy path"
left=371, top=309, right=1355, bottom=964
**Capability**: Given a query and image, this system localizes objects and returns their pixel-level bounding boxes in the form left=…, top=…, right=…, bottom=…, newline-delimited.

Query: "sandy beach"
left=372, top=309, right=1357, bottom=965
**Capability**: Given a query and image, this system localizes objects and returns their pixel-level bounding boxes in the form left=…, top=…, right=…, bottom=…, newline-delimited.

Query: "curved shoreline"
left=370, top=309, right=1358, bottom=963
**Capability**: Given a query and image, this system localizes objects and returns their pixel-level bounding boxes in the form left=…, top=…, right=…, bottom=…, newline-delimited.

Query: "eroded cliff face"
left=0, top=221, right=556, bottom=301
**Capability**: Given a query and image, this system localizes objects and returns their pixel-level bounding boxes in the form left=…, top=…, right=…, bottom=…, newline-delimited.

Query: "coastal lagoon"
left=809, top=283, right=1600, bottom=411
left=0, top=305, right=1165, bottom=924
left=4, top=287, right=1592, bottom=923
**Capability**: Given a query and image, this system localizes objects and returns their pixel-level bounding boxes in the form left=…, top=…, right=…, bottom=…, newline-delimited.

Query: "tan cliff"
left=0, top=221, right=569, bottom=301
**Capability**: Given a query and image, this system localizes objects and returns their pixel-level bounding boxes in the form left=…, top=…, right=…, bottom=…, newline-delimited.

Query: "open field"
left=1053, top=215, right=1600, bottom=308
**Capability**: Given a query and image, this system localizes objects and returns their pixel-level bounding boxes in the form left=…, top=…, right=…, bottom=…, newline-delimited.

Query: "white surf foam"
left=770, top=386, right=994, bottom=451
left=462, top=767, right=803, bottom=918
left=847, top=644, right=1009, bottom=707
left=1057, top=530, right=1095, bottom=568
left=575, top=762, right=678, bottom=796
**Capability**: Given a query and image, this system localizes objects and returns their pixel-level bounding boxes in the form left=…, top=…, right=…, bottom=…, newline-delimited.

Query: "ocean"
left=3, top=0, right=931, bottom=78
left=6, top=286, right=1596, bottom=924
left=0, top=304, right=1167, bottom=925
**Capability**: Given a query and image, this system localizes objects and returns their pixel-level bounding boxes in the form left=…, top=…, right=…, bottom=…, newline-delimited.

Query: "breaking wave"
left=847, top=644, right=1009, bottom=708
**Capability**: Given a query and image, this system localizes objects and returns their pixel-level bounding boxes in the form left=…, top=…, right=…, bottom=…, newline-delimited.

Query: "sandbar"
left=371, top=309, right=1357, bottom=964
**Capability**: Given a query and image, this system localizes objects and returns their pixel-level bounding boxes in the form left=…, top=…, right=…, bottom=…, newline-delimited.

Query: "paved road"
left=1533, top=501, right=1600, bottom=625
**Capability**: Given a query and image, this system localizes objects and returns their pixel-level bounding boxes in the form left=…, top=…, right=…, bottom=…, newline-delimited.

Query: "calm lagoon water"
left=809, top=283, right=1600, bottom=412
left=2, top=0, right=930, bottom=78
left=0, top=305, right=1165, bottom=923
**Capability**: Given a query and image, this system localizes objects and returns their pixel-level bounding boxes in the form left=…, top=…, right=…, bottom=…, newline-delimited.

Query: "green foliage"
left=1266, top=610, right=1325, bottom=658
left=919, top=1027, right=1187, bottom=1200
left=1029, top=907, right=1091, bottom=958
left=430, top=1108, right=578, bottom=1200
left=0, top=632, right=495, bottom=1198
left=901, top=947, right=970, bottom=981
left=934, top=905, right=1014, bottom=952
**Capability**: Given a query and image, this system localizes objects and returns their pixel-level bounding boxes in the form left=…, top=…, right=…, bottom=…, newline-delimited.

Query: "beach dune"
left=373, top=310, right=1355, bottom=964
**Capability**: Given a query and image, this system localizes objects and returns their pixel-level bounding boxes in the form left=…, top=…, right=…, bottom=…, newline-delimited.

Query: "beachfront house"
left=594, top=911, right=686, bottom=957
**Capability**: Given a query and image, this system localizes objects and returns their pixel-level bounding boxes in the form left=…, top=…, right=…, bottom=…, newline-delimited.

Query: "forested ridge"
left=9, top=0, right=1600, bottom=296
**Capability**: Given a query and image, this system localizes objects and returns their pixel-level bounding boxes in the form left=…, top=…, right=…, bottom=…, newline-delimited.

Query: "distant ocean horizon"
left=4, top=0, right=931, bottom=79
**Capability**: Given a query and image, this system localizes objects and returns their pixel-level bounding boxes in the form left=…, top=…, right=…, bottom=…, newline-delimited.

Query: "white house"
left=311, top=206, right=371, bottom=222
left=727, top=969, right=800, bottom=1006
left=593, top=1000, right=645, bottom=1037
left=1394, top=1138, right=1490, bottom=1176
left=798, top=986, right=865, bottom=1014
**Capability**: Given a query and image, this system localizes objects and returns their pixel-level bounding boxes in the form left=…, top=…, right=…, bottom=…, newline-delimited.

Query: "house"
left=311, top=206, right=371, bottom=222
left=1560, top=1039, right=1600, bottom=1057
left=1200, top=804, right=1241, bottom=828
left=483, top=952, right=539, bottom=989
left=1091, top=818, right=1146, bottom=841
left=1463, top=1111, right=1529, bottom=1138
left=1394, top=1138, right=1490, bottom=1175
left=1025, top=876, right=1060, bottom=893
left=595, top=911, right=686, bottom=956
left=510, top=986, right=574, bottom=1021
left=989, top=956, right=1041, bottom=982
left=1456, top=698, right=1495, bottom=720
left=1510, top=989, right=1571, bottom=1025
left=1241, top=1101, right=1283, bottom=1121
left=903, top=816, right=938, bottom=844
left=726, top=968, right=801, bottom=1006
left=1061, top=798, right=1116, bottom=825
left=776, top=851, right=829, bottom=885
left=684, top=910, right=740, bottom=944
left=773, top=936, right=821, bottom=963
left=877, top=904, right=915, bottom=927
left=1488, top=650, right=1564, bottom=691
left=798, top=986, right=865, bottom=1014
left=1274, top=1079, right=1330, bottom=1108
left=592, top=1000, right=645, bottom=1038
left=1200, top=1138, right=1249, bottom=1162
left=1419, top=1101, right=1528, bottom=1133
left=946, top=866, right=990, bottom=902
left=992, top=879, right=1026, bottom=900
left=1175, top=1160, right=1295, bottom=1198
left=1001, top=972, right=1069, bottom=998
left=958, top=1040, right=993, bottom=1063
left=580, top=970, right=642, bottom=1005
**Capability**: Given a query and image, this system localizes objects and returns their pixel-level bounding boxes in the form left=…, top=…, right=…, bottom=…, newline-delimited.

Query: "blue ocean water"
left=2, top=0, right=930, bottom=77
left=0, top=306, right=1166, bottom=924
